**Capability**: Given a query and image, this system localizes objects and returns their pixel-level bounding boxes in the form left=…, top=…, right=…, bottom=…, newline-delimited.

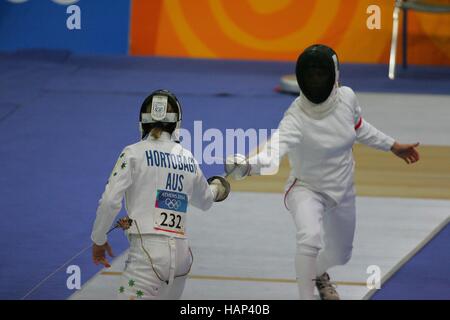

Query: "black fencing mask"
left=296, top=44, right=339, bottom=104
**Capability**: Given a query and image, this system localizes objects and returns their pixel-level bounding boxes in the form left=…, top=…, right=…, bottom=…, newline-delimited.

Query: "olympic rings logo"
left=164, top=198, right=181, bottom=210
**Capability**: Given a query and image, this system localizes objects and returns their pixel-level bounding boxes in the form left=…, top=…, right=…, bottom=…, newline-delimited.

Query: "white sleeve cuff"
left=91, top=233, right=107, bottom=246
left=382, top=136, right=396, bottom=151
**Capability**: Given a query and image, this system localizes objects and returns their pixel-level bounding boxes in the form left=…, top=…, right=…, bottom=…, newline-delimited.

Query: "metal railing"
left=388, top=0, right=450, bottom=79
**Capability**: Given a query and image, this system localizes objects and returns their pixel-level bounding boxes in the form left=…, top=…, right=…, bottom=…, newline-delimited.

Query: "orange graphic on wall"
left=130, top=0, right=450, bottom=65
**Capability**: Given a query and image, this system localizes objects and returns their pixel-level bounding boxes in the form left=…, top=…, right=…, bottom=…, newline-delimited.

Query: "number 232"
left=160, top=212, right=182, bottom=229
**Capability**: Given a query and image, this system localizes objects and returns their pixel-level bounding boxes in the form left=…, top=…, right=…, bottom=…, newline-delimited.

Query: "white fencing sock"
left=316, top=251, right=331, bottom=277
left=295, top=253, right=317, bottom=300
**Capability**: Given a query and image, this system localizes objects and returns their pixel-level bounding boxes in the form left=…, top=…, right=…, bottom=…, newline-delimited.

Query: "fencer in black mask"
left=225, top=44, right=420, bottom=300
left=296, top=44, right=339, bottom=105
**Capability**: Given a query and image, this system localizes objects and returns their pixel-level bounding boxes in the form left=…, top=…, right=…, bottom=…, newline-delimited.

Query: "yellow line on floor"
left=101, top=271, right=123, bottom=276
left=99, top=271, right=367, bottom=287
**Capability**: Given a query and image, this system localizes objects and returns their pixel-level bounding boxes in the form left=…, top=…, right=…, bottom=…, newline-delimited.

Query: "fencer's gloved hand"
left=207, top=176, right=231, bottom=202
left=224, top=154, right=251, bottom=180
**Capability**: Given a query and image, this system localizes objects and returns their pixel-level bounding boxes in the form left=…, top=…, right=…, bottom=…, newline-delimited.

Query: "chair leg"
left=389, top=5, right=401, bottom=79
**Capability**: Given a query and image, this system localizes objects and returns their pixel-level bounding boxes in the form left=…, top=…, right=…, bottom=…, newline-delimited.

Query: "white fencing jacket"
left=249, top=86, right=395, bottom=205
left=91, top=132, right=215, bottom=245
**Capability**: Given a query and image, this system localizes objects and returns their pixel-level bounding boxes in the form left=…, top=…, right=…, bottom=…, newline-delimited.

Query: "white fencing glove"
left=207, top=176, right=231, bottom=202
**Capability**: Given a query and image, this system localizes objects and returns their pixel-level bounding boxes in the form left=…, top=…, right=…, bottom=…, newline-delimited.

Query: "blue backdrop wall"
left=0, top=0, right=130, bottom=54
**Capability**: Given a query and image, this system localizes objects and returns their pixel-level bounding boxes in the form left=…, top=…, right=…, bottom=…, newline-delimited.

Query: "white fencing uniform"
left=91, top=131, right=215, bottom=300
left=249, top=86, right=395, bottom=299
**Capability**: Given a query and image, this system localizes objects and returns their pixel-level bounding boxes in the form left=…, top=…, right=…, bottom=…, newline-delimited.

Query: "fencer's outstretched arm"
left=248, top=110, right=303, bottom=176
left=91, top=148, right=133, bottom=246
left=190, top=164, right=214, bottom=211
left=348, top=87, right=420, bottom=164
left=354, top=116, right=395, bottom=151
left=190, top=160, right=231, bottom=210
left=355, top=111, right=420, bottom=163
left=190, top=175, right=216, bottom=211
left=348, top=88, right=395, bottom=151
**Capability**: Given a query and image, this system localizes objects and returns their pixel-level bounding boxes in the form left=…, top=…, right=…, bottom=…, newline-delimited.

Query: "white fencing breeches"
left=285, top=185, right=356, bottom=299
left=117, top=234, right=192, bottom=300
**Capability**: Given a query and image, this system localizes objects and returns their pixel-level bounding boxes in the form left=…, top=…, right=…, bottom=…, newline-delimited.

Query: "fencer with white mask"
left=91, top=89, right=230, bottom=300
left=225, top=44, right=420, bottom=300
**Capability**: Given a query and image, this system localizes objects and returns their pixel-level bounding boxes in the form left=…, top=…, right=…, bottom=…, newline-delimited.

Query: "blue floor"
left=372, top=222, right=450, bottom=300
left=0, top=49, right=449, bottom=299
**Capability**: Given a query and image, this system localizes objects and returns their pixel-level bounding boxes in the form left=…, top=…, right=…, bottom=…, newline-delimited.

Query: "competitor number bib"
left=154, top=189, right=188, bottom=236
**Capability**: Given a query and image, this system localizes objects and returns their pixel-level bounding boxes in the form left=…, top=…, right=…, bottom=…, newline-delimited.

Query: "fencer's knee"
left=295, top=228, right=321, bottom=257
